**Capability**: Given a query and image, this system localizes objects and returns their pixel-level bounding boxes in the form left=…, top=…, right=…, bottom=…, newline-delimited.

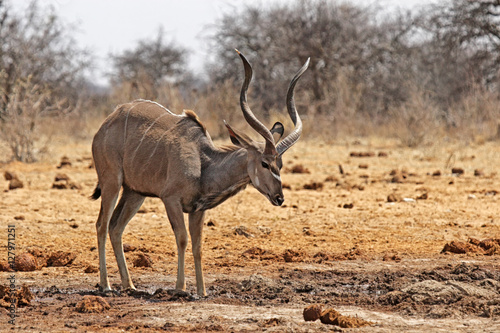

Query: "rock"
left=451, top=167, right=464, bottom=175
left=432, top=170, right=441, bottom=176
left=47, top=251, right=76, bottom=267
left=15, top=253, right=38, bottom=271
left=133, top=253, right=153, bottom=267
left=303, top=304, right=323, bottom=321
left=75, top=295, right=110, bottom=313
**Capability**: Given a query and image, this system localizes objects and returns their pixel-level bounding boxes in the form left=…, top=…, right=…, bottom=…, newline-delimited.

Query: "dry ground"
left=1, top=137, right=500, bottom=332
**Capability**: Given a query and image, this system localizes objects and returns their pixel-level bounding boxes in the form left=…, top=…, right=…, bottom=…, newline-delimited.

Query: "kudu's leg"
left=189, top=211, right=206, bottom=296
left=95, top=182, right=121, bottom=292
left=109, top=187, right=145, bottom=290
left=163, top=199, right=188, bottom=291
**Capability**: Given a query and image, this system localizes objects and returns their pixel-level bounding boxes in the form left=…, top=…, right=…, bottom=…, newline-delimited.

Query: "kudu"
left=91, top=51, right=309, bottom=296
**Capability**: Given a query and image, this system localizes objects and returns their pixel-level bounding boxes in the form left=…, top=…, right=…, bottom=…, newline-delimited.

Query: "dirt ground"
left=1, top=137, right=500, bottom=332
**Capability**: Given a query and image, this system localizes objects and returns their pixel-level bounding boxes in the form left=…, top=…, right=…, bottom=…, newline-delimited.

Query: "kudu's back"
left=92, top=99, right=208, bottom=199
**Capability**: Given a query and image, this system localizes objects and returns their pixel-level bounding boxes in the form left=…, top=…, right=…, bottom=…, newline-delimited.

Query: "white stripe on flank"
left=123, top=100, right=147, bottom=144
left=132, top=112, right=168, bottom=160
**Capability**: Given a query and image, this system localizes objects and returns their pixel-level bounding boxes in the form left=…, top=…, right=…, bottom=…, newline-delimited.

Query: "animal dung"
left=289, top=164, right=310, bottom=174
left=451, top=167, right=464, bottom=175
left=349, top=151, right=375, bottom=157
left=303, top=304, right=323, bottom=321
left=123, top=243, right=137, bottom=252
left=318, top=307, right=373, bottom=328
left=4, top=171, right=17, bottom=181
left=84, top=265, right=98, bottom=274
left=442, top=238, right=500, bottom=255
left=303, top=182, right=324, bottom=190
left=52, top=173, right=82, bottom=190
left=15, top=253, right=38, bottom=271
left=47, top=251, right=76, bottom=267
left=8, top=178, right=24, bottom=190
left=75, top=295, right=110, bottom=313
left=387, top=193, right=402, bottom=202
left=133, top=253, right=153, bottom=267
left=57, top=156, right=72, bottom=168
left=5, top=171, right=24, bottom=190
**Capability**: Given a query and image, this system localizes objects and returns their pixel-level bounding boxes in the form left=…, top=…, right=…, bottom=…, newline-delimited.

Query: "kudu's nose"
left=274, top=194, right=284, bottom=206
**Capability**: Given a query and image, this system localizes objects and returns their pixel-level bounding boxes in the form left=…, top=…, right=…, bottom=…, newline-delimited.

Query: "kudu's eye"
left=261, top=161, right=269, bottom=169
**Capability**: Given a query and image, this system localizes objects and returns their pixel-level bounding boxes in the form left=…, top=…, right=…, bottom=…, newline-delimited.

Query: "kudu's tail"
left=90, top=183, right=101, bottom=200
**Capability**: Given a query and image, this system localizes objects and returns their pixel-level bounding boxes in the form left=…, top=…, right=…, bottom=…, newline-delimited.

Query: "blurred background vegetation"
left=1, top=0, right=500, bottom=162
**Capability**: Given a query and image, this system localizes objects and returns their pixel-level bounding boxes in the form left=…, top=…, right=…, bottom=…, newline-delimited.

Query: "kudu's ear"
left=224, top=120, right=253, bottom=149
left=270, top=122, right=284, bottom=143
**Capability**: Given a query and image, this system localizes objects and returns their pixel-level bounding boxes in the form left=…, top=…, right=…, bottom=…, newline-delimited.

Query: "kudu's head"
left=224, top=50, right=309, bottom=206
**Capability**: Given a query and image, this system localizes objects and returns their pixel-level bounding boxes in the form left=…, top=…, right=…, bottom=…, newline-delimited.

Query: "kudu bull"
left=91, top=51, right=309, bottom=296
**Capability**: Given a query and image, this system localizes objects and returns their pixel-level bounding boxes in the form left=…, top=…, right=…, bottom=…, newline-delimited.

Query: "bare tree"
left=109, top=27, right=191, bottom=101
left=0, top=0, right=89, bottom=161
left=207, top=0, right=416, bottom=118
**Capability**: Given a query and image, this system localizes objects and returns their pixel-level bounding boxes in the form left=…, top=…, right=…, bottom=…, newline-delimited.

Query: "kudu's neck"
left=195, top=146, right=250, bottom=211
left=204, top=146, right=249, bottom=191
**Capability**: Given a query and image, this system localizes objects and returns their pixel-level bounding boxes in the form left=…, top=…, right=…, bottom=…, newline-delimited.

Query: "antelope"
left=91, top=50, right=309, bottom=296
